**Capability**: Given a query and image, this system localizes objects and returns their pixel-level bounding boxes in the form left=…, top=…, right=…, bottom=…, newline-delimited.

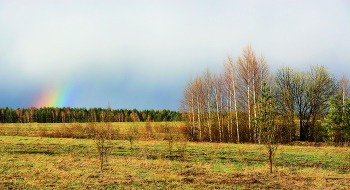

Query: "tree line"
left=179, top=44, right=350, bottom=144
left=0, top=107, right=182, bottom=123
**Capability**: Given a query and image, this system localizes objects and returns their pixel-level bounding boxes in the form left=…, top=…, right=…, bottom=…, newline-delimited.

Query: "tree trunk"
left=269, top=147, right=273, bottom=173
left=220, top=93, right=224, bottom=142
left=248, top=73, right=251, bottom=142
left=191, top=87, right=195, bottom=141
left=208, top=94, right=212, bottom=142
left=233, top=72, right=239, bottom=143
left=215, top=88, right=222, bottom=142
left=197, top=94, right=202, bottom=141
left=229, top=90, right=233, bottom=142
left=253, top=69, right=257, bottom=143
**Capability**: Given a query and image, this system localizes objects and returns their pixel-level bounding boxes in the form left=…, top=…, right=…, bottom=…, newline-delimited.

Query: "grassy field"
left=1, top=123, right=350, bottom=189
left=0, top=122, right=180, bottom=140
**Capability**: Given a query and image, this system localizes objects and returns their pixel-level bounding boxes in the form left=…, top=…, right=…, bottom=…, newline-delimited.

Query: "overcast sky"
left=0, top=0, right=349, bottom=110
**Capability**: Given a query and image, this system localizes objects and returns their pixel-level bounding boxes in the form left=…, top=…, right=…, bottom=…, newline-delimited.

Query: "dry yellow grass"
left=1, top=135, right=350, bottom=189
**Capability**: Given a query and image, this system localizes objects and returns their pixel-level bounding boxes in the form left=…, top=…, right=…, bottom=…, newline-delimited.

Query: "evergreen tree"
left=322, top=89, right=350, bottom=145
left=252, top=82, right=280, bottom=173
left=6, top=108, right=13, bottom=123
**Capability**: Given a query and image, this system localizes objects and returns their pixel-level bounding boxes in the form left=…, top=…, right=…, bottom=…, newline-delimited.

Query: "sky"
left=0, top=0, right=349, bottom=110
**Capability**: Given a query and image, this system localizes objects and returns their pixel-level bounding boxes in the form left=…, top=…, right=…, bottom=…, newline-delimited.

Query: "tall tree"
left=275, top=66, right=299, bottom=143
left=212, top=73, right=226, bottom=142
left=194, top=75, right=204, bottom=141
left=203, top=67, right=214, bottom=142
left=340, top=72, right=350, bottom=121
left=275, top=64, right=337, bottom=141
left=223, top=56, right=238, bottom=142
left=179, top=76, right=196, bottom=140
left=237, top=45, right=270, bottom=142
left=305, top=64, right=337, bottom=141
left=16, top=108, right=23, bottom=123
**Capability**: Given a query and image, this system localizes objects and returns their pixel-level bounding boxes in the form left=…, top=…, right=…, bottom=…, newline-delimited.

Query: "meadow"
left=1, top=122, right=350, bottom=189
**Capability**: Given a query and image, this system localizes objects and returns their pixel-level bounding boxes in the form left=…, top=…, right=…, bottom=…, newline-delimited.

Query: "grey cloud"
left=0, top=0, right=349, bottom=110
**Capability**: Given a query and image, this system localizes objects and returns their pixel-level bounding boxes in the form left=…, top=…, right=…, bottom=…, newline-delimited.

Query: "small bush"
left=144, top=120, right=153, bottom=139
left=163, top=123, right=181, bottom=159
left=178, top=124, right=192, bottom=141
left=92, top=122, right=113, bottom=171
left=126, top=125, right=139, bottom=150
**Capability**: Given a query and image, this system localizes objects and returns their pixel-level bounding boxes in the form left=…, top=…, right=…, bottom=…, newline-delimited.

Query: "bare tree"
left=223, top=70, right=233, bottom=142
left=16, top=108, right=23, bottom=123
left=306, top=64, right=338, bottom=141
left=25, top=110, right=30, bottom=123
left=93, top=122, right=113, bottom=172
left=179, top=76, right=197, bottom=140
left=65, top=107, right=71, bottom=123
left=82, top=110, right=85, bottom=121
left=275, top=64, right=337, bottom=141
left=236, top=45, right=269, bottom=142
left=194, top=75, right=205, bottom=141
left=145, top=115, right=152, bottom=139
left=72, top=111, right=76, bottom=122
left=107, top=103, right=112, bottom=140
left=54, top=107, right=60, bottom=123
left=223, top=55, right=240, bottom=143
left=202, top=67, right=214, bottom=142
left=61, top=111, right=66, bottom=123
left=275, top=66, right=298, bottom=143
left=340, top=72, right=350, bottom=111
left=29, top=107, right=36, bottom=123
left=213, top=73, right=225, bottom=142
left=126, top=125, right=139, bottom=150
left=100, top=111, right=105, bottom=122
left=130, top=112, right=140, bottom=122
left=115, top=112, right=124, bottom=122
left=178, top=44, right=272, bottom=143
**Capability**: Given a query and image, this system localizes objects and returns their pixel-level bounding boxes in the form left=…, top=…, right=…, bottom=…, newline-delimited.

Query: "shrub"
left=92, top=122, right=113, bottom=171
left=126, top=125, right=139, bottom=150
left=163, top=123, right=180, bottom=159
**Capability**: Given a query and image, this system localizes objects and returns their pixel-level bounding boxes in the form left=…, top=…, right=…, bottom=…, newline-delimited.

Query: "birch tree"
left=223, top=56, right=239, bottom=142
left=237, top=45, right=270, bottom=142
left=203, top=67, right=214, bottom=142
left=340, top=72, right=350, bottom=110
left=179, top=76, right=197, bottom=140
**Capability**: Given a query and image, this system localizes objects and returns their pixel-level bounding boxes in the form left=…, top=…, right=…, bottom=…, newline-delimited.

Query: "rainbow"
left=31, top=82, right=78, bottom=108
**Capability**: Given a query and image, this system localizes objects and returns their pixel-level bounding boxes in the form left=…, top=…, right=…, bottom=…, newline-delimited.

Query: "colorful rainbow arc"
left=32, top=82, right=78, bottom=108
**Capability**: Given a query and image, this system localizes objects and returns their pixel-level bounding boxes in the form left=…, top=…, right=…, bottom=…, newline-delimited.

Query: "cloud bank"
left=0, top=0, right=349, bottom=110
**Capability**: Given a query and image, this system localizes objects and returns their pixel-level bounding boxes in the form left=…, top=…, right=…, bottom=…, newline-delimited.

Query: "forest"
left=0, top=107, right=182, bottom=123
left=179, top=45, right=350, bottom=145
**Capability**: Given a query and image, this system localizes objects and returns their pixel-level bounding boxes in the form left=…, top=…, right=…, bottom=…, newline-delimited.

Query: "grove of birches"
left=1, top=45, right=350, bottom=146
left=179, top=45, right=350, bottom=145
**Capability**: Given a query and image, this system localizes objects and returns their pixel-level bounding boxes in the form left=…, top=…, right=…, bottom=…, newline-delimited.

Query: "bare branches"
left=179, top=44, right=271, bottom=143
left=236, top=45, right=270, bottom=142
left=340, top=72, right=350, bottom=100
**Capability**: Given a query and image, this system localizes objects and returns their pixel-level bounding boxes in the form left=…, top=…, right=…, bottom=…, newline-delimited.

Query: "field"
left=1, top=123, right=350, bottom=189
left=0, top=122, right=175, bottom=139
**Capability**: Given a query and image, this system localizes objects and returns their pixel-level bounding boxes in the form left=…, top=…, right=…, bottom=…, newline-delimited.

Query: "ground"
left=0, top=123, right=350, bottom=189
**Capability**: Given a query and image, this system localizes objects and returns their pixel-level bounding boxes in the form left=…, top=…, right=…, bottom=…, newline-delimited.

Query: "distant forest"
left=0, top=107, right=182, bottom=123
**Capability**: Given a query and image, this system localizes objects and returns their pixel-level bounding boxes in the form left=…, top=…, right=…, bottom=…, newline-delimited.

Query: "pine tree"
left=322, top=89, right=350, bottom=145
left=252, top=82, right=279, bottom=173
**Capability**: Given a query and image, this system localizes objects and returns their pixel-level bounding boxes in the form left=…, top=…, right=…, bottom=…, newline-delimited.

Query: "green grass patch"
left=0, top=135, right=350, bottom=189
